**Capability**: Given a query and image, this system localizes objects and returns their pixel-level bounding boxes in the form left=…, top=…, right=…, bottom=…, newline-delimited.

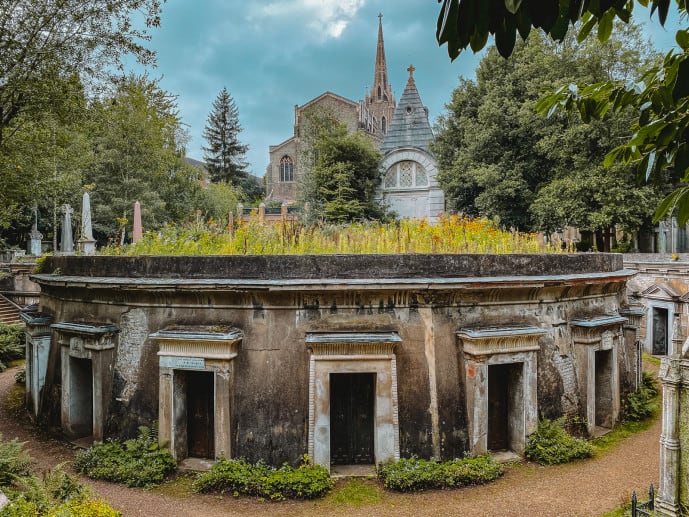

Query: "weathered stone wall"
left=32, top=254, right=635, bottom=465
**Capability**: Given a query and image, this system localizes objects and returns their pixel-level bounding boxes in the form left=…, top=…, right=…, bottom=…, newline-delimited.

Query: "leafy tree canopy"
left=436, top=0, right=689, bottom=225
left=300, top=108, right=386, bottom=223
left=433, top=25, right=665, bottom=245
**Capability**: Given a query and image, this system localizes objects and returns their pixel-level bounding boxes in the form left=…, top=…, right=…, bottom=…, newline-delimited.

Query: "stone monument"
left=78, top=192, right=96, bottom=255
left=132, top=201, right=142, bottom=243
left=60, top=204, right=74, bottom=254
left=27, top=205, right=43, bottom=256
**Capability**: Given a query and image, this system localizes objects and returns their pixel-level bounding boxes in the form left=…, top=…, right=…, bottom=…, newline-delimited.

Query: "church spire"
left=373, top=13, right=389, bottom=98
left=365, top=13, right=395, bottom=139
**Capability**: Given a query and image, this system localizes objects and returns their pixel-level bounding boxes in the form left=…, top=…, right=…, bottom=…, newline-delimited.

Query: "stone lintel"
left=52, top=322, right=119, bottom=335
left=306, top=332, right=401, bottom=356
left=52, top=322, right=118, bottom=351
left=152, top=326, right=243, bottom=361
left=457, top=326, right=545, bottom=356
left=570, top=315, right=627, bottom=328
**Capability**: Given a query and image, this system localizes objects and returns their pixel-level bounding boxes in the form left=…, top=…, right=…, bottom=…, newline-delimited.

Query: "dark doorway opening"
left=69, top=357, right=93, bottom=438
left=652, top=307, right=669, bottom=355
left=186, top=371, right=215, bottom=459
left=330, top=373, right=375, bottom=465
left=595, top=350, right=613, bottom=429
left=488, top=363, right=523, bottom=452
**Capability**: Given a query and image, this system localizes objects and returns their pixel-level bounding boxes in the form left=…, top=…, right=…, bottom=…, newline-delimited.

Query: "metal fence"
left=631, top=484, right=654, bottom=517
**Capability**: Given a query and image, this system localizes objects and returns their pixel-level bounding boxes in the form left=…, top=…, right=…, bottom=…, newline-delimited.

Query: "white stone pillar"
left=657, top=357, right=682, bottom=516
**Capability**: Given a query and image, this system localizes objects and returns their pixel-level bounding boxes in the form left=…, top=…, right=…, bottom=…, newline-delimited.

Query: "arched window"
left=381, top=117, right=387, bottom=134
left=384, top=161, right=429, bottom=189
left=377, top=86, right=381, bottom=100
left=279, top=156, right=294, bottom=182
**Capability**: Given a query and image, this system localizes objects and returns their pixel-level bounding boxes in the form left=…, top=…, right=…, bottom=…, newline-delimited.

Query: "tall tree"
left=301, top=115, right=385, bottom=223
left=202, top=87, right=249, bottom=185
left=0, top=0, right=163, bottom=146
left=435, top=0, right=689, bottom=224
left=86, top=75, right=193, bottom=243
left=433, top=25, right=665, bottom=248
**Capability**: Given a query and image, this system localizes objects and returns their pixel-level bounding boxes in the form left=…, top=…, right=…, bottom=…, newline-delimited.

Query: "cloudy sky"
left=132, top=1, right=683, bottom=177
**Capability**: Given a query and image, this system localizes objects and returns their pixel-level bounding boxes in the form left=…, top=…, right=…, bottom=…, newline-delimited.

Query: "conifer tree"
left=202, top=87, right=248, bottom=185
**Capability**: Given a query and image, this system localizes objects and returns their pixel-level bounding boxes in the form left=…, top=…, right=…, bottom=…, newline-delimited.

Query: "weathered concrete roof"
left=37, top=254, right=625, bottom=280
left=381, top=73, right=433, bottom=154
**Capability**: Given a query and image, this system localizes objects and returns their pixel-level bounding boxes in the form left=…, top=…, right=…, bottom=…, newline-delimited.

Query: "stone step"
left=0, top=295, right=21, bottom=325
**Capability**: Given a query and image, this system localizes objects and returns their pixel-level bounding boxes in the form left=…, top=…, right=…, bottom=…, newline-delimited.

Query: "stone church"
left=264, top=16, right=445, bottom=221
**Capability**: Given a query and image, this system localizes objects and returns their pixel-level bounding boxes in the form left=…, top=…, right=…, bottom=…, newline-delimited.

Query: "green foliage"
left=376, top=455, right=504, bottom=492
left=325, top=479, right=383, bottom=506
left=0, top=325, right=24, bottom=372
left=436, top=0, right=668, bottom=60
left=0, top=465, right=120, bottom=517
left=106, top=214, right=555, bottom=256
left=0, top=435, right=31, bottom=487
left=625, top=371, right=659, bottom=422
left=203, top=87, right=249, bottom=185
left=73, top=426, right=175, bottom=487
left=433, top=26, right=663, bottom=241
left=299, top=108, right=386, bottom=223
left=196, top=182, right=241, bottom=224
left=192, top=455, right=333, bottom=501
left=525, top=418, right=594, bottom=465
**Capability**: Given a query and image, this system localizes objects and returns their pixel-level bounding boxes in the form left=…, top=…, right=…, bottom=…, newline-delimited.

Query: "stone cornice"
left=306, top=332, right=401, bottom=356
left=457, top=326, right=545, bottom=356
left=151, top=327, right=243, bottom=361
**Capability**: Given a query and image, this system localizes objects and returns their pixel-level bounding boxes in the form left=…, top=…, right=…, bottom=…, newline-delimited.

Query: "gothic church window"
left=378, top=86, right=381, bottom=100
left=382, top=117, right=387, bottom=134
left=279, top=156, right=294, bottom=182
left=384, top=161, right=429, bottom=189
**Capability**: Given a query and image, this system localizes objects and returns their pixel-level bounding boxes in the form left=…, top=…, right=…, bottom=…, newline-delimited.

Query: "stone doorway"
left=306, top=332, right=401, bottom=471
left=186, top=371, right=215, bottom=459
left=488, top=363, right=523, bottom=452
left=330, top=373, right=375, bottom=465
left=68, top=357, right=93, bottom=438
left=594, top=350, right=613, bottom=429
left=652, top=307, right=669, bottom=355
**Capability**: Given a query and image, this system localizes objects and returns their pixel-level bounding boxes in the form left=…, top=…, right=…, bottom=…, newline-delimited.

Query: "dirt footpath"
left=0, top=364, right=660, bottom=517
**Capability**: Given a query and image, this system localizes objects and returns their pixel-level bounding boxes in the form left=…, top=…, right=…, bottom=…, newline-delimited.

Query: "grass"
left=322, top=479, right=384, bottom=507
left=151, top=473, right=196, bottom=498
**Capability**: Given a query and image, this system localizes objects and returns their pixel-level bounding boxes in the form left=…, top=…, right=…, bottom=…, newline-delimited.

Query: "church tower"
left=365, top=14, right=396, bottom=137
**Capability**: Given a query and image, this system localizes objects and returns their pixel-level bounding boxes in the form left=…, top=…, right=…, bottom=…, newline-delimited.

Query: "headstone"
left=132, top=201, right=142, bottom=243
left=28, top=205, right=43, bottom=256
left=60, top=204, right=74, bottom=254
left=78, top=192, right=96, bottom=255
left=0, top=488, right=8, bottom=510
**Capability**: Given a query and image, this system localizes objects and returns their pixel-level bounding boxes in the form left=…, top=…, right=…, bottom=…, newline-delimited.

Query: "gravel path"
left=0, top=364, right=660, bottom=517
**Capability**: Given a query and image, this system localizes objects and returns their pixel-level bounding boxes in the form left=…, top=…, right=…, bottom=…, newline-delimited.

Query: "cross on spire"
left=407, top=64, right=415, bottom=79
left=378, top=12, right=383, bottom=22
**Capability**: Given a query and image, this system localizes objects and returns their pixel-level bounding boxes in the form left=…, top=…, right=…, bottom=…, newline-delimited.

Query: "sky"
left=129, top=1, right=684, bottom=178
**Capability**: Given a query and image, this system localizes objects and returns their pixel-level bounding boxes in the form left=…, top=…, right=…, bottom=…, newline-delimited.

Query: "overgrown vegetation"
left=525, top=418, right=594, bottom=465
left=192, top=455, right=333, bottom=501
left=0, top=324, right=23, bottom=372
left=0, top=434, right=31, bottom=486
left=105, top=214, right=558, bottom=256
left=626, top=372, right=659, bottom=422
left=376, top=455, right=504, bottom=492
left=73, top=426, right=175, bottom=487
left=0, top=434, right=120, bottom=517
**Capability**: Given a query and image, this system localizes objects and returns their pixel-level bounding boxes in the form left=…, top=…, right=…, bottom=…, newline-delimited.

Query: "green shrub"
left=525, top=418, right=593, bottom=465
left=73, top=426, right=175, bottom=487
left=0, top=435, right=31, bottom=487
left=192, top=455, right=333, bottom=500
left=376, top=455, right=504, bottom=492
left=0, top=324, right=24, bottom=372
left=0, top=465, right=116, bottom=517
left=626, top=372, right=659, bottom=422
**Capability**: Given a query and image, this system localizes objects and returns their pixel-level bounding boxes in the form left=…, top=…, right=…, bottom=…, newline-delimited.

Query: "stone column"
left=465, top=357, right=488, bottom=454
left=78, top=192, right=97, bottom=255
left=657, top=356, right=682, bottom=516
left=132, top=201, right=143, bottom=243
